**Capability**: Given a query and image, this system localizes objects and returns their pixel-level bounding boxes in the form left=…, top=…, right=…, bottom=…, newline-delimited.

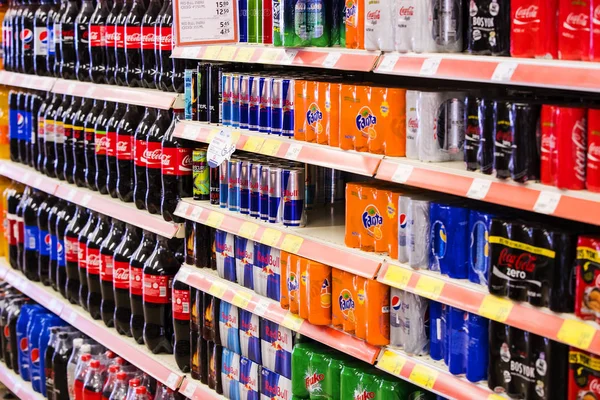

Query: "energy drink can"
left=260, top=368, right=291, bottom=400
left=268, top=167, right=283, bottom=224
left=240, top=75, right=251, bottom=130
left=235, top=236, right=254, bottom=289
left=250, top=162, right=261, bottom=218
left=240, top=160, right=251, bottom=215
left=271, top=78, right=284, bottom=135
left=259, top=76, right=272, bottom=134
left=193, top=149, right=210, bottom=200
left=210, top=63, right=224, bottom=124
left=222, top=73, right=233, bottom=127
left=198, top=63, right=210, bottom=122
left=239, top=356, right=260, bottom=400
left=254, top=244, right=281, bottom=301
left=184, top=69, right=198, bottom=121
left=208, top=341, right=223, bottom=393
left=259, top=165, right=270, bottom=221
left=282, top=78, right=295, bottom=137
left=282, top=168, right=306, bottom=227
left=231, top=74, right=240, bottom=128
left=239, top=310, right=261, bottom=363
left=215, top=230, right=236, bottom=282
left=228, top=159, right=242, bottom=212
left=219, top=301, right=241, bottom=354
left=249, top=75, right=260, bottom=131
left=219, top=161, right=229, bottom=208
left=221, top=348, right=241, bottom=399
left=260, top=320, right=293, bottom=379
left=238, top=0, right=248, bottom=43
left=210, top=166, right=220, bottom=205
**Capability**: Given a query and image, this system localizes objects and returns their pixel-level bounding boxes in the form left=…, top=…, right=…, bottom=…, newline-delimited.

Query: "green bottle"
left=307, top=0, right=330, bottom=47
left=248, top=0, right=258, bottom=43
left=284, top=0, right=309, bottom=47
left=273, top=0, right=284, bottom=46
left=257, top=0, right=264, bottom=43
left=339, top=0, right=346, bottom=47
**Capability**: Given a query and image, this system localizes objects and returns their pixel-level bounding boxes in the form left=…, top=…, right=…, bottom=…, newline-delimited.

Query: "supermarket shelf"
left=375, top=348, right=503, bottom=400
left=174, top=200, right=382, bottom=279
left=375, top=52, right=600, bottom=93
left=176, top=265, right=381, bottom=364
left=0, top=71, right=56, bottom=92
left=376, top=158, right=600, bottom=225
left=0, top=160, right=184, bottom=239
left=0, top=259, right=185, bottom=391
left=172, top=44, right=381, bottom=72
left=175, top=121, right=383, bottom=177
left=178, top=377, right=227, bottom=400
left=0, top=363, right=46, bottom=400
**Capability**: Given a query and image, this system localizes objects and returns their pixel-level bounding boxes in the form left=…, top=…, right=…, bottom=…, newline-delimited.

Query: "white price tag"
left=284, top=144, right=302, bottom=161
left=282, top=50, right=298, bottom=65
left=181, top=124, right=199, bottom=140
left=419, top=58, right=441, bottom=76
left=253, top=298, right=270, bottom=317
left=67, top=83, right=76, bottom=94
left=81, top=194, right=92, bottom=206
left=322, top=52, right=341, bottom=69
left=22, top=172, right=31, bottom=183
left=207, top=129, right=236, bottom=168
left=378, top=54, right=400, bottom=72
left=176, top=268, right=190, bottom=283
left=533, top=191, right=561, bottom=215
left=67, top=310, right=78, bottom=324
left=391, top=164, right=414, bottom=184
left=190, top=207, right=203, bottom=222
left=66, top=188, right=77, bottom=201
left=84, top=86, right=96, bottom=98
left=12, top=381, right=21, bottom=395
left=165, top=373, right=179, bottom=389
left=49, top=298, right=63, bottom=314
left=175, top=202, right=190, bottom=216
left=182, top=382, right=198, bottom=397
left=176, top=0, right=236, bottom=44
left=180, top=47, right=200, bottom=59
left=33, top=176, right=43, bottom=188
left=491, top=62, right=518, bottom=82
left=467, top=178, right=492, bottom=200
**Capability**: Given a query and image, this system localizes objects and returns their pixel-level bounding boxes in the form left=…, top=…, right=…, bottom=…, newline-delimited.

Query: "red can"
left=262, top=0, right=273, bottom=44
left=558, top=0, right=593, bottom=60
left=540, top=105, right=558, bottom=186
left=587, top=109, right=600, bottom=192
left=555, top=107, right=587, bottom=190
left=511, top=0, right=559, bottom=58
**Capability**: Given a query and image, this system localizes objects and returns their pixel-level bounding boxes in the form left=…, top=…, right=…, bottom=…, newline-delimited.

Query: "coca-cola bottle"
left=12, top=0, right=25, bottom=73
left=133, top=107, right=157, bottom=210
left=74, top=0, right=93, bottom=81
left=46, top=0, right=60, bottom=75
left=64, top=206, right=88, bottom=304
left=57, top=95, right=77, bottom=182
left=145, top=108, right=170, bottom=214
left=33, top=0, right=51, bottom=75
left=86, top=214, right=110, bottom=319
left=82, top=359, right=103, bottom=399
left=35, top=94, right=51, bottom=172
left=124, top=0, right=144, bottom=87
left=44, top=327, right=60, bottom=398
left=140, top=0, right=160, bottom=88
left=113, top=223, right=141, bottom=336
left=102, top=364, right=120, bottom=399
left=143, top=236, right=183, bottom=353
left=37, top=194, right=57, bottom=286
left=172, top=279, right=190, bottom=372
left=94, top=101, right=115, bottom=195
left=88, top=0, right=109, bottom=83
left=50, top=0, right=66, bottom=76
left=20, top=0, right=36, bottom=74
left=28, top=93, right=43, bottom=169
left=72, top=97, right=93, bottom=187
left=84, top=99, right=103, bottom=190
left=78, top=211, right=98, bottom=310
left=155, top=0, right=172, bottom=91
left=56, top=200, right=75, bottom=298
left=108, top=371, right=129, bottom=400
left=42, top=93, right=61, bottom=177
left=53, top=94, right=72, bottom=180
left=99, top=218, right=124, bottom=327
left=161, top=108, right=192, bottom=222
left=130, top=230, right=155, bottom=344
left=23, top=189, right=45, bottom=281
left=47, top=198, right=62, bottom=290
left=104, top=0, right=122, bottom=85
left=114, top=0, right=132, bottom=85
left=106, top=103, right=127, bottom=198
left=116, top=104, right=142, bottom=202
left=58, top=0, right=78, bottom=79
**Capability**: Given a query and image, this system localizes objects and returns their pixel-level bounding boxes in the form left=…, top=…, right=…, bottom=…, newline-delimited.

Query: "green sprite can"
left=193, top=149, right=210, bottom=200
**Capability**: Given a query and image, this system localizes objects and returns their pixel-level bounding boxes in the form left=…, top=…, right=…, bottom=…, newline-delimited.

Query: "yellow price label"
left=235, top=47, right=255, bottom=62
left=478, top=295, right=514, bottom=323
left=260, top=229, right=282, bottom=247
left=382, top=265, right=413, bottom=290
left=239, top=222, right=259, bottom=239
left=260, top=139, right=282, bottom=157
left=243, top=136, right=265, bottom=153
left=203, top=46, right=222, bottom=59
left=258, top=49, right=280, bottom=63
left=377, top=350, right=407, bottom=376
left=487, top=395, right=505, bottom=400
left=205, top=211, right=224, bottom=228
left=232, top=291, right=253, bottom=310
left=217, top=46, right=236, bottom=61
left=414, top=275, right=445, bottom=300
left=408, top=365, right=438, bottom=389
left=208, top=281, right=227, bottom=298
left=282, top=312, right=304, bottom=331
left=557, top=319, right=596, bottom=349
left=206, top=128, right=221, bottom=143
left=281, top=235, right=304, bottom=254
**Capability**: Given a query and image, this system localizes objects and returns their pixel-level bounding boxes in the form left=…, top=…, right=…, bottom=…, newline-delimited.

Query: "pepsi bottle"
left=56, top=201, right=75, bottom=298
left=140, top=0, right=160, bottom=88
left=71, top=97, right=93, bottom=187
left=74, top=0, right=93, bottom=81
left=124, top=0, right=144, bottom=86
left=113, top=223, right=141, bottom=336
left=3, top=0, right=16, bottom=71
left=88, top=0, right=109, bottom=83
left=99, top=218, right=125, bottom=327
left=23, top=189, right=45, bottom=281
left=53, top=94, right=72, bottom=180
left=83, top=99, right=103, bottom=190
left=43, top=93, right=62, bottom=177
left=51, top=0, right=66, bottom=76
left=12, top=0, right=25, bottom=72
left=106, top=102, right=126, bottom=198
left=87, top=213, right=110, bottom=320
left=28, top=93, right=42, bottom=169
left=47, top=198, right=63, bottom=290
left=20, top=0, right=36, bottom=74
left=8, top=90, right=18, bottom=162
left=145, top=108, right=170, bottom=214
left=104, top=0, right=122, bottom=84
left=77, top=210, right=97, bottom=310
left=132, top=106, right=157, bottom=210
left=64, top=206, right=88, bottom=304
left=156, top=0, right=172, bottom=91
left=94, top=101, right=115, bottom=194
left=130, top=230, right=155, bottom=344
left=37, top=194, right=56, bottom=286
left=46, top=0, right=60, bottom=75
left=33, top=0, right=50, bottom=75
left=114, top=0, right=132, bottom=85
left=116, top=103, right=142, bottom=202
left=58, top=0, right=78, bottom=79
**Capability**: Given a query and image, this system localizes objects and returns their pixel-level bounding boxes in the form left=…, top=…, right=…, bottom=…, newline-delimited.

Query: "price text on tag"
left=382, top=265, right=413, bottom=290
left=377, top=350, right=407, bottom=376
left=478, top=295, right=514, bottom=323
left=207, top=129, right=236, bottom=168
left=557, top=319, right=596, bottom=349
left=414, top=276, right=444, bottom=300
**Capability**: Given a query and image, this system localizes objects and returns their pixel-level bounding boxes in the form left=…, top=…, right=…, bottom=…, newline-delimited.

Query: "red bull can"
left=240, top=75, right=251, bottom=130
left=228, top=159, right=242, bottom=212
left=250, top=162, right=261, bottom=218
left=259, top=77, right=272, bottom=134
left=219, top=161, right=229, bottom=208
left=259, top=165, right=270, bottom=221
left=221, top=72, right=233, bottom=127
left=283, top=168, right=306, bottom=227
left=282, top=78, right=294, bottom=137
left=231, top=74, right=240, bottom=128
left=249, top=75, right=260, bottom=132
left=268, top=167, right=283, bottom=224
left=271, top=78, right=284, bottom=136
left=240, top=160, right=251, bottom=215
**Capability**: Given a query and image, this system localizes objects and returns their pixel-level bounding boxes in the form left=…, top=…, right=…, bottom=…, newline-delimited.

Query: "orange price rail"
left=176, top=265, right=381, bottom=364
left=0, top=71, right=56, bottom=92
left=0, top=260, right=186, bottom=391
left=376, top=158, right=600, bottom=226
left=0, top=361, right=46, bottom=400
left=174, top=200, right=382, bottom=279
left=174, top=121, right=383, bottom=177
left=0, top=160, right=183, bottom=239
left=172, top=44, right=381, bottom=72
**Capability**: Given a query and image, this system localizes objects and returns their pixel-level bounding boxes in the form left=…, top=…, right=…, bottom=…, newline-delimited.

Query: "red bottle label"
left=159, top=27, right=173, bottom=51
left=141, top=26, right=155, bottom=50
left=134, top=139, right=148, bottom=167
left=7, top=218, right=16, bottom=246
left=78, top=241, right=88, bottom=269
left=116, top=133, right=134, bottom=160
left=161, top=147, right=192, bottom=176
left=95, top=130, right=107, bottom=155
left=115, top=25, right=125, bottom=49
left=172, top=289, right=190, bottom=321
left=143, top=274, right=172, bottom=304
left=106, top=131, right=117, bottom=157
left=588, top=109, right=600, bottom=192
left=144, top=141, right=162, bottom=169
left=100, top=253, right=114, bottom=282
left=16, top=218, right=23, bottom=244
left=113, top=261, right=130, bottom=289
left=65, top=236, right=79, bottom=263
left=125, top=25, right=142, bottom=50
left=83, top=388, right=102, bottom=400
left=130, top=266, right=143, bottom=296
left=105, top=25, right=116, bottom=47
left=87, top=247, right=101, bottom=275
left=89, top=24, right=106, bottom=47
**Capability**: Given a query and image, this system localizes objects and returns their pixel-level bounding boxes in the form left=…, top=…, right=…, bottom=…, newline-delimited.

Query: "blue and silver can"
left=239, top=311, right=261, bottom=364
left=240, top=75, right=251, bottom=130
left=228, top=159, right=242, bottom=212
left=268, top=167, right=283, bottom=224
left=249, top=76, right=260, bottom=131
left=221, top=347, right=241, bottom=399
left=259, top=165, right=270, bottom=221
left=260, top=321, right=293, bottom=379
left=259, top=76, right=272, bottom=134
left=235, top=236, right=254, bottom=290
left=283, top=168, right=306, bottom=227
left=231, top=74, right=241, bottom=128
left=219, top=301, right=241, bottom=354
left=271, top=78, right=284, bottom=135
left=219, top=161, right=229, bottom=208
left=254, top=244, right=281, bottom=301
left=221, top=72, right=232, bottom=127
left=215, top=229, right=236, bottom=282
left=239, top=356, right=260, bottom=400
left=250, top=162, right=261, bottom=218
left=282, top=78, right=295, bottom=137
left=240, top=160, right=251, bottom=215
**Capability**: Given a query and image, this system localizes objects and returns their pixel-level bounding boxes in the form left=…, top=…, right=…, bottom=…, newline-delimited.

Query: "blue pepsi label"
left=239, top=310, right=260, bottom=364
left=38, top=229, right=51, bottom=256
left=57, top=239, right=65, bottom=267
left=222, top=348, right=241, bottom=400
left=219, top=301, right=241, bottom=354
left=239, top=357, right=259, bottom=400
left=260, top=368, right=291, bottom=400
left=260, top=320, right=292, bottom=379
left=468, top=210, right=493, bottom=286
left=22, top=111, right=31, bottom=143
left=24, top=225, right=39, bottom=251
left=429, top=203, right=470, bottom=279
left=235, top=237, right=254, bottom=290
left=50, top=234, right=58, bottom=261
left=9, top=109, right=19, bottom=139
left=16, top=110, right=26, bottom=142
left=48, top=25, right=55, bottom=56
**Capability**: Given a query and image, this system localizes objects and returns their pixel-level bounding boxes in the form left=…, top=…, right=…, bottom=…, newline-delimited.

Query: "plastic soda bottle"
left=283, top=0, right=309, bottom=47
left=307, top=0, right=329, bottom=46
left=0, top=86, right=10, bottom=159
left=344, top=0, right=364, bottom=49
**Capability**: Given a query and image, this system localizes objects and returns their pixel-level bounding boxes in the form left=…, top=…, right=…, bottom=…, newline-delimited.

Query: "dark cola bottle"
left=23, top=189, right=45, bottom=281
left=53, top=94, right=72, bottom=180
left=78, top=211, right=98, bottom=310
left=99, top=218, right=125, bottom=327
left=56, top=201, right=75, bottom=298
left=72, top=97, right=93, bottom=187
left=114, top=0, right=132, bottom=86
left=74, top=0, right=93, bottom=81
left=35, top=94, right=51, bottom=172
left=88, top=0, right=109, bottom=83
left=17, top=92, right=28, bottom=164
left=156, top=0, right=173, bottom=92
left=172, top=279, right=190, bottom=372
left=143, top=236, right=183, bottom=354
left=104, top=0, right=122, bottom=84
left=161, top=107, right=192, bottom=223
left=37, top=194, right=57, bottom=286
left=106, top=102, right=127, bottom=198
left=124, top=0, right=144, bottom=87
left=130, top=230, right=155, bottom=344
left=133, top=107, right=157, bottom=210
left=16, top=189, right=29, bottom=271
left=51, top=0, right=66, bottom=76
left=3, top=1, right=15, bottom=72
left=113, top=223, right=141, bottom=336
left=33, top=0, right=50, bottom=75
left=140, top=0, right=160, bottom=88
left=145, top=108, right=170, bottom=214
left=47, top=198, right=63, bottom=290
left=494, top=101, right=513, bottom=180
left=47, top=93, right=66, bottom=177
left=94, top=101, right=115, bottom=195
left=87, top=213, right=110, bottom=320
left=64, top=206, right=88, bottom=304
left=63, top=97, right=81, bottom=183
left=7, top=188, right=23, bottom=270
left=116, top=104, right=142, bottom=202
left=46, top=0, right=60, bottom=75
left=20, top=0, right=36, bottom=74
left=8, top=91, right=18, bottom=162
left=58, top=0, right=78, bottom=79
left=28, top=93, right=42, bottom=169
left=12, top=0, right=24, bottom=73
left=83, top=99, right=103, bottom=190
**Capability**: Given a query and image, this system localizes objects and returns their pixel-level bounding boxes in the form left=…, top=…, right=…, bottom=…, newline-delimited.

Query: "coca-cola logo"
left=408, top=118, right=418, bottom=129
left=398, top=6, right=414, bottom=17
left=89, top=31, right=99, bottom=40
left=106, top=32, right=116, bottom=42
left=114, top=268, right=129, bottom=281
left=589, top=378, right=600, bottom=392
left=589, top=143, right=600, bottom=160
left=126, top=33, right=142, bottom=42
left=142, top=33, right=155, bottom=43
left=160, top=34, right=172, bottom=44
left=540, top=134, right=555, bottom=152
left=594, top=5, right=600, bottom=22
left=97, top=136, right=107, bottom=148
left=498, top=248, right=536, bottom=272
left=566, top=12, right=590, bottom=28
left=367, top=10, right=380, bottom=20
left=114, top=31, right=122, bottom=41
left=143, top=149, right=162, bottom=162
left=117, top=141, right=130, bottom=152
left=572, top=118, right=587, bottom=182
left=87, top=253, right=100, bottom=266
left=161, top=154, right=173, bottom=166
left=515, top=5, right=539, bottom=21
left=181, top=154, right=192, bottom=167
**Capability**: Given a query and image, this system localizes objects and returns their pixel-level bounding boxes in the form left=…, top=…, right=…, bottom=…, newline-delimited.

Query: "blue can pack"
left=222, top=348, right=241, bottom=400
left=468, top=210, right=494, bottom=286
left=447, top=307, right=468, bottom=376
left=260, top=319, right=293, bottom=379
left=429, top=301, right=447, bottom=362
left=239, top=356, right=259, bottom=400
left=16, top=304, right=46, bottom=381
left=219, top=301, right=241, bottom=354
left=39, top=228, right=51, bottom=257
left=31, top=315, right=66, bottom=394
left=260, top=367, right=291, bottom=400
left=253, top=245, right=281, bottom=301
left=466, top=313, right=489, bottom=383
left=429, top=203, right=469, bottom=279
left=235, top=237, right=255, bottom=290
left=239, top=310, right=261, bottom=364
left=238, top=0, right=248, bottom=42
left=24, top=225, right=39, bottom=251
left=215, top=230, right=236, bottom=282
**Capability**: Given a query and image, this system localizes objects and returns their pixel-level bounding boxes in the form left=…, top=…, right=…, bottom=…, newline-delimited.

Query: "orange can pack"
left=345, top=0, right=364, bottom=49
left=354, top=276, right=367, bottom=340
left=332, top=269, right=357, bottom=334
left=360, top=184, right=387, bottom=253
left=288, top=254, right=300, bottom=315
left=316, top=81, right=341, bottom=147
left=345, top=182, right=367, bottom=249
left=369, top=87, right=407, bottom=156
left=364, top=279, right=390, bottom=346
left=340, top=84, right=372, bottom=152
left=306, top=260, right=332, bottom=326
left=332, top=268, right=345, bottom=329
left=374, top=187, right=401, bottom=257
left=280, top=251, right=290, bottom=310
left=298, top=257, right=309, bottom=320
left=294, top=80, right=319, bottom=143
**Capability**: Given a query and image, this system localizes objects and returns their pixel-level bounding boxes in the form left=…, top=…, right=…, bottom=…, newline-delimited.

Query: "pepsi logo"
left=44, top=234, right=51, bottom=245
left=3, top=326, right=9, bottom=339
left=20, top=337, right=28, bottom=351
left=391, top=295, right=401, bottom=311
left=57, top=242, right=63, bottom=253
left=21, top=29, right=33, bottom=43
left=17, top=113, right=24, bottom=127
left=399, top=213, right=407, bottom=229
left=31, top=348, right=39, bottom=364
left=38, top=30, right=48, bottom=44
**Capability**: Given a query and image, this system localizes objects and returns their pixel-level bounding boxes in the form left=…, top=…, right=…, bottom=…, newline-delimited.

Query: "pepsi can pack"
left=260, top=367, right=291, bottom=400
left=398, top=194, right=430, bottom=268
left=239, top=310, right=261, bottom=364
left=235, top=236, right=255, bottom=289
left=17, top=304, right=45, bottom=381
left=239, top=356, right=260, bottom=400
left=429, top=203, right=469, bottom=279
left=468, top=209, right=495, bottom=286
left=216, top=230, right=236, bottom=282
left=219, top=301, right=241, bottom=354
left=222, top=348, right=241, bottom=400
left=260, top=319, right=293, bottom=379
left=253, top=244, right=281, bottom=301
left=389, top=288, right=429, bottom=356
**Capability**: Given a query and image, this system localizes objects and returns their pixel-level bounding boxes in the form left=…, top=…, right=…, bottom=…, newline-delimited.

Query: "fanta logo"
left=399, top=213, right=407, bottom=229
left=391, top=295, right=401, bottom=311
left=306, top=103, right=323, bottom=126
left=338, top=289, right=355, bottom=315
left=305, top=373, right=324, bottom=389
left=21, top=29, right=33, bottom=43
left=362, top=205, right=383, bottom=241
left=31, top=348, right=39, bottom=364
left=355, top=390, right=375, bottom=400
left=345, top=1, right=357, bottom=20
left=355, top=107, right=377, bottom=133
left=287, top=273, right=298, bottom=292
